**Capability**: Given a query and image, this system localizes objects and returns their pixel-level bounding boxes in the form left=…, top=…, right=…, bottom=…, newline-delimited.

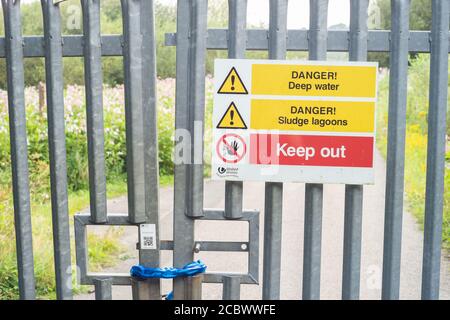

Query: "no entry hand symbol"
left=216, top=133, right=247, bottom=163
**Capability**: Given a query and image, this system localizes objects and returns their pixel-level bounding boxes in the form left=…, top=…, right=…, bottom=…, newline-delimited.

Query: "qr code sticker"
left=140, top=224, right=157, bottom=249
left=143, top=236, right=154, bottom=248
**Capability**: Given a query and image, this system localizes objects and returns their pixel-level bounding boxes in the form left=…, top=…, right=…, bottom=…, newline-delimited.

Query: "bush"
left=0, top=81, right=178, bottom=191
left=376, top=55, right=450, bottom=250
left=0, top=78, right=183, bottom=299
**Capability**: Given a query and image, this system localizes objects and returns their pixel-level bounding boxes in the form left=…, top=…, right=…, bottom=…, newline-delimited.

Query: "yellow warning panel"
left=218, top=67, right=248, bottom=94
left=251, top=64, right=377, bottom=98
left=217, top=102, right=247, bottom=129
left=250, top=99, right=375, bottom=133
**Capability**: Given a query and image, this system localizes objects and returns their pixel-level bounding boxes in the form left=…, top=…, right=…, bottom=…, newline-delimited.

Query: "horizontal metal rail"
left=165, top=29, right=450, bottom=53
left=74, top=209, right=259, bottom=286
left=0, top=29, right=444, bottom=58
left=0, top=35, right=123, bottom=57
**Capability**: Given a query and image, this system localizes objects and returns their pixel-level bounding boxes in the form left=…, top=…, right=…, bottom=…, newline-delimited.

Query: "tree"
left=374, top=0, right=432, bottom=30
left=369, top=0, right=433, bottom=67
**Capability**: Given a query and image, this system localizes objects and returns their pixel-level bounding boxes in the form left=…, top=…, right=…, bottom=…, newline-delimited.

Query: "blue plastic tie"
left=166, top=291, right=174, bottom=300
left=130, top=260, right=206, bottom=279
left=130, top=260, right=206, bottom=300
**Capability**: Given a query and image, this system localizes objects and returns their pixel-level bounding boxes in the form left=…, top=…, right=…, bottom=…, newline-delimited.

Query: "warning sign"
left=250, top=99, right=375, bottom=133
left=217, top=102, right=247, bottom=129
left=212, top=59, right=378, bottom=184
left=250, top=134, right=374, bottom=167
left=251, top=64, right=377, bottom=97
left=217, top=67, right=248, bottom=94
left=216, top=133, right=247, bottom=163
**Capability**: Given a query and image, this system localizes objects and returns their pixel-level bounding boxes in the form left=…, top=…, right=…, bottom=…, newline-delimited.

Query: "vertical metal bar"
left=141, top=0, right=160, bottom=248
left=41, top=0, right=72, bottom=300
left=74, top=216, right=88, bottom=284
left=223, top=275, right=241, bottom=300
left=187, top=0, right=208, bottom=219
left=184, top=274, right=203, bottom=300
left=262, top=0, right=288, bottom=300
left=122, top=0, right=161, bottom=299
left=227, top=0, right=247, bottom=59
left=131, top=278, right=161, bottom=300
left=94, top=278, right=112, bottom=300
left=421, top=0, right=449, bottom=300
left=139, top=0, right=161, bottom=299
left=1, top=0, right=36, bottom=300
left=81, top=0, right=107, bottom=224
left=172, top=0, right=208, bottom=299
left=302, top=0, right=328, bottom=301
left=224, top=1, right=247, bottom=219
left=381, top=0, right=410, bottom=300
left=342, top=0, right=369, bottom=300
left=173, top=0, right=193, bottom=299
left=224, top=183, right=243, bottom=219
left=121, top=0, right=146, bottom=224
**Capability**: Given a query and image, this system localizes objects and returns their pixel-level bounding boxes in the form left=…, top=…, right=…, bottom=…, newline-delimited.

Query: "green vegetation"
left=0, top=0, right=448, bottom=300
left=0, top=80, right=178, bottom=299
left=0, top=1, right=178, bottom=87
left=0, top=178, right=127, bottom=299
left=376, top=55, right=450, bottom=250
left=0, top=0, right=307, bottom=88
left=369, top=0, right=433, bottom=67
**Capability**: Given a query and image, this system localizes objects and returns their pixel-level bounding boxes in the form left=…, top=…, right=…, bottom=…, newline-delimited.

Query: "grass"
left=376, top=56, right=450, bottom=251
left=0, top=174, right=173, bottom=300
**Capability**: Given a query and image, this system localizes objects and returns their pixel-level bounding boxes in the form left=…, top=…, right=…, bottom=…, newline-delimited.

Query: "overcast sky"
left=161, top=0, right=350, bottom=28
left=22, top=0, right=351, bottom=29
left=156, top=0, right=351, bottom=28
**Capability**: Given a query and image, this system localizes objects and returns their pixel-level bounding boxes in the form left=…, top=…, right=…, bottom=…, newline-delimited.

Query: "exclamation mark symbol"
left=231, top=75, right=235, bottom=91
left=230, top=110, right=234, bottom=125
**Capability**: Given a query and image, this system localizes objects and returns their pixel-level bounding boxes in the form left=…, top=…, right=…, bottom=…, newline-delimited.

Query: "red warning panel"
left=249, top=134, right=373, bottom=168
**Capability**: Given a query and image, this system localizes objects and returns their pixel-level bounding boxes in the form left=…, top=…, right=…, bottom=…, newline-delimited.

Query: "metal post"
left=187, top=275, right=203, bottom=300
left=224, top=0, right=247, bottom=220
left=421, top=0, right=449, bottom=300
left=187, top=0, right=208, bottom=219
left=2, top=0, right=36, bottom=300
left=302, top=0, right=328, bottom=300
left=381, top=0, right=410, bottom=300
left=131, top=278, right=161, bottom=300
left=173, top=0, right=208, bottom=299
left=94, top=278, right=112, bottom=300
left=342, top=0, right=369, bottom=300
left=122, top=0, right=161, bottom=299
left=41, top=0, right=72, bottom=300
left=262, top=0, right=288, bottom=300
left=223, top=275, right=241, bottom=300
left=81, top=0, right=107, bottom=224
left=121, top=0, right=146, bottom=225
left=140, top=0, right=161, bottom=298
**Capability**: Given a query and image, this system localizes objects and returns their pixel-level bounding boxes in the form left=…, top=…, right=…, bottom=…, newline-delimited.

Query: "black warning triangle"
left=217, top=67, right=248, bottom=94
left=216, top=102, right=247, bottom=129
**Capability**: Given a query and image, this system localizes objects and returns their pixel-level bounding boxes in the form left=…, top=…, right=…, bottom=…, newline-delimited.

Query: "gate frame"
left=1, top=0, right=448, bottom=300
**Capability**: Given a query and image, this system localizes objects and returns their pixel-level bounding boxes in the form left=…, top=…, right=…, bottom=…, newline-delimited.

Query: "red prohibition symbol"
left=216, top=133, right=247, bottom=163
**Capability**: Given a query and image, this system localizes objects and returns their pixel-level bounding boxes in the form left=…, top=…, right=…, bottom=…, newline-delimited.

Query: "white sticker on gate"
left=140, top=224, right=157, bottom=250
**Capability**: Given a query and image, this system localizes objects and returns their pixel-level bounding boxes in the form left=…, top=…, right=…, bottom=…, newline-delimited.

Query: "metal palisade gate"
left=2, top=0, right=161, bottom=300
left=1, top=0, right=449, bottom=300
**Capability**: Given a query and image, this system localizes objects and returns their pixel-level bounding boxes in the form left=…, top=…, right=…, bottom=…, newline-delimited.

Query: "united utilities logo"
left=217, top=166, right=239, bottom=178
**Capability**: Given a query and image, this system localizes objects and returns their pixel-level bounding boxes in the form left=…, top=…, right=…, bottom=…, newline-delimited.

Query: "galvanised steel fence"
left=2, top=0, right=449, bottom=300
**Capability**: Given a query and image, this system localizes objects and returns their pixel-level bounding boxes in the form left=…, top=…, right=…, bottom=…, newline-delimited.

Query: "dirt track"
left=75, top=150, right=450, bottom=300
